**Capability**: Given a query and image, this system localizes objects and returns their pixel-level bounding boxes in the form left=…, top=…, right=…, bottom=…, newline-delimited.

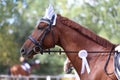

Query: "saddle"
left=114, top=51, right=120, bottom=79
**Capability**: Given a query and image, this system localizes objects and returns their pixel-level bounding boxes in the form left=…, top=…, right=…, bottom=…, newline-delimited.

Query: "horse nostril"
left=20, top=48, right=26, bottom=55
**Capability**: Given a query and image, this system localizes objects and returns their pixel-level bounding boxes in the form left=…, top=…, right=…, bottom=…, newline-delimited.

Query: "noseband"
left=28, top=15, right=55, bottom=54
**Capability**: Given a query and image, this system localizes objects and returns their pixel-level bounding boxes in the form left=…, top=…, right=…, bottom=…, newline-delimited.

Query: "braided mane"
left=57, top=14, right=115, bottom=48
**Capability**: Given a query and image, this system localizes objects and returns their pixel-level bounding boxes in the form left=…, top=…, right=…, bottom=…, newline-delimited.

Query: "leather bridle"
left=28, top=15, right=55, bottom=54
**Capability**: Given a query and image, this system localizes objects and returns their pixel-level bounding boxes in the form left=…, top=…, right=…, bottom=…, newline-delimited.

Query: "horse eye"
left=38, top=26, right=45, bottom=30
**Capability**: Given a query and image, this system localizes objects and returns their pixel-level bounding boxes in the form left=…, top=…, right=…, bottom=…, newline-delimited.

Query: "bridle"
left=28, top=15, right=56, bottom=54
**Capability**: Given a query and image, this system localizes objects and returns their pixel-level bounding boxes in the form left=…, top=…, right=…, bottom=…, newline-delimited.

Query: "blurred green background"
left=0, top=0, right=120, bottom=75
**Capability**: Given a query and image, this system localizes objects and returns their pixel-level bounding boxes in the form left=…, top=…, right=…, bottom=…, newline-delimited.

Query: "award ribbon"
left=78, top=50, right=90, bottom=74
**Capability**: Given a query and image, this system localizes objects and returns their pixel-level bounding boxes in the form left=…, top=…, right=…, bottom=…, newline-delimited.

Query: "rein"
left=104, top=45, right=116, bottom=80
left=41, top=49, right=116, bottom=54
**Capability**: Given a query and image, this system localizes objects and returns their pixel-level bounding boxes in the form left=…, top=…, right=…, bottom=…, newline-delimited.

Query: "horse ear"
left=43, top=4, right=57, bottom=25
left=43, top=4, right=55, bottom=19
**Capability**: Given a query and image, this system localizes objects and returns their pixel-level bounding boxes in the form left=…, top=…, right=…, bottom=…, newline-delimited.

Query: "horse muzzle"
left=20, top=47, right=34, bottom=58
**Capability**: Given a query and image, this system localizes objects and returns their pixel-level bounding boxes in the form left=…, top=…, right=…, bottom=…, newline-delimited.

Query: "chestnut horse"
left=20, top=5, right=118, bottom=80
left=9, top=60, right=40, bottom=76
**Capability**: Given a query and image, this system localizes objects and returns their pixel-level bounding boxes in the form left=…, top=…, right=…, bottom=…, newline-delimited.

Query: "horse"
left=20, top=5, right=118, bottom=80
left=9, top=60, right=40, bottom=76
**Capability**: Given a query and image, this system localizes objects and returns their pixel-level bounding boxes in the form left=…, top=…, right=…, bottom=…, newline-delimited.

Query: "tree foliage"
left=0, top=0, right=120, bottom=74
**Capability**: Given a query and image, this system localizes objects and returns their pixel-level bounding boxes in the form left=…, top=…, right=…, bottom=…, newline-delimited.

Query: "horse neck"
left=57, top=24, right=112, bottom=51
left=57, top=23, right=114, bottom=60
left=56, top=14, right=115, bottom=78
left=58, top=28, right=114, bottom=78
left=56, top=14, right=114, bottom=51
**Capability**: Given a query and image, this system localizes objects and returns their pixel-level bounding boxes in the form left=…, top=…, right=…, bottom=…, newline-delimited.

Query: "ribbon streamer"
left=78, top=50, right=90, bottom=74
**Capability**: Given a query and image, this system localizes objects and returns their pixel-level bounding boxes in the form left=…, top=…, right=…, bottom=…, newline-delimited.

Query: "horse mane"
left=57, top=14, right=116, bottom=48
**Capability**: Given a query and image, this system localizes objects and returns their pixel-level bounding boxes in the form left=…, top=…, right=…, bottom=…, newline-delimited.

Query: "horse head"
left=20, top=5, right=60, bottom=58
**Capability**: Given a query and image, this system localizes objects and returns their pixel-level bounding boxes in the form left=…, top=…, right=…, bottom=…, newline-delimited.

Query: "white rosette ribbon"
left=78, top=50, right=90, bottom=74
